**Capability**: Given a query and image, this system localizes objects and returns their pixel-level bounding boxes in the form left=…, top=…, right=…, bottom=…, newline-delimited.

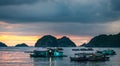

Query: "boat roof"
left=35, top=48, right=48, bottom=51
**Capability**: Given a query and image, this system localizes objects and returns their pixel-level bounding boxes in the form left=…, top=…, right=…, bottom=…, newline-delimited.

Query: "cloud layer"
left=0, top=0, right=39, bottom=6
left=0, top=0, right=120, bottom=23
left=0, top=22, right=119, bottom=36
left=0, top=21, right=119, bottom=46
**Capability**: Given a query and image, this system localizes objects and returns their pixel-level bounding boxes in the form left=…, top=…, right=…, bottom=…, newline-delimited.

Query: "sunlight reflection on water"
left=0, top=47, right=120, bottom=66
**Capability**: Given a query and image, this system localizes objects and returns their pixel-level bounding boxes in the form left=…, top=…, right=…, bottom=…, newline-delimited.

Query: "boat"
left=30, top=48, right=67, bottom=57
left=72, top=49, right=80, bottom=51
left=88, top=53, right=109, bottom=61
left=72, top=47, right=96, bottom=55
left=96, top=49, right=116, bottom=55
left=70, top=53, right=88, bottom=61
left=56, top=47, right=63, bottom=50
left=70, top=53, right=109, bottom=61
left=72, top=47, right=93, bottom=51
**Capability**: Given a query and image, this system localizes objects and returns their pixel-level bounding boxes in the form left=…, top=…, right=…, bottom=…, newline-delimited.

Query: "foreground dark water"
left=0, top=47, right=120, bottom=66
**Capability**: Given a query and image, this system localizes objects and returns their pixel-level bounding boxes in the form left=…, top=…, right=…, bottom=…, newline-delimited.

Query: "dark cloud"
left=49, top=23, right=108, bottom=36
left=0, top=22, right=119, bottom=37
left=0, top=0, right=120, bottom=23
left=0, top=0, right=39, bottom=6
left=111, top=0, right=120, bottom=11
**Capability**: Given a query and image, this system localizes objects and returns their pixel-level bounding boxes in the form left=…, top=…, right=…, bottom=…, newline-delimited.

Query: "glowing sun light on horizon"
left=0, top=34, right=92, bottom=46
left=0, top=35, right=40, bottom=46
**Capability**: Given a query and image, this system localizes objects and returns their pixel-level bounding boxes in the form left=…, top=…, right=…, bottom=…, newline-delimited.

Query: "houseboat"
left=96, top=49, right=116, bottom=55
left=88, top=53, right=109, bottom=61
left=30, top=48, right=67, bottom=57
left=70, top=53, right=88, bottom=61
left=70, top=53, right=109, bottom=61
left=72, top=47, right=93, bottom=51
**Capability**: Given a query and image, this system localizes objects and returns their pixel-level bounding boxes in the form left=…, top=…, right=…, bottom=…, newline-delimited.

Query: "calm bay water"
left=0, top=47, right=120, bottom=66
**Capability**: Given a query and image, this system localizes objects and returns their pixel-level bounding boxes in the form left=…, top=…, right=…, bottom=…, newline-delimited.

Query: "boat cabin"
left=30, top=48, right=65, bottom=57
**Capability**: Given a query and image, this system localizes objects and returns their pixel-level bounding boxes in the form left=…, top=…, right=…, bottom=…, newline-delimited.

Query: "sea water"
left=0, top=47, right=120, bottom=66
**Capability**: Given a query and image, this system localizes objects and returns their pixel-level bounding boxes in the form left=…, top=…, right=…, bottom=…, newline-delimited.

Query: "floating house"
left=30, top=48, right=67, bottom=57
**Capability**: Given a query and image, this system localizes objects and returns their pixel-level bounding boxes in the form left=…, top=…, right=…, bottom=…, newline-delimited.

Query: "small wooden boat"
left=72, top=47, right=93, bottom=51
left=72, top=49, right=80, bottom=51
left=24, top=51, right=33, bottom=53
left=56, top=47, right=63, bottom=50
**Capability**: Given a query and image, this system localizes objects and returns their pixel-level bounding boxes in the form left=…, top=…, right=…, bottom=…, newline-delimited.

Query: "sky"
left=0, top=0, right=120, bottom=46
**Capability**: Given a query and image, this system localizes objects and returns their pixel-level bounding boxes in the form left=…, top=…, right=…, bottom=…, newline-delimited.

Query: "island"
left=0, top=42, right=7, bottom=47
left=35, top=35, right=76, bottom=47
left=15, top=43, right=29, bottom=47
left=81, top=33, right=120, bottom=47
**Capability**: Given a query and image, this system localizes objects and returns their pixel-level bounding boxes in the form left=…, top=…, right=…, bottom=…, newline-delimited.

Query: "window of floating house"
left=46, top=52, right=48, bottom=56
left=39, top=51, right=47, bottom=55
left=54, top=51, right=63, bottom=56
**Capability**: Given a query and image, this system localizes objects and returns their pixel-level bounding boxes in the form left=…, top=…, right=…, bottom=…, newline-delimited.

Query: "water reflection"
left=0, top=51, right=31, bottom=63
left=0, top=47, right=120, bottom=66
left=32, top=57, right=63, bottom=66
left=32, top=57, right=107, bottom=66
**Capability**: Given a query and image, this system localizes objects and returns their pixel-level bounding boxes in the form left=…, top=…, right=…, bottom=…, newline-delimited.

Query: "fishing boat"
left=72, top=47, right=96, bottom=55
left=55, top=47, right=63, bottom=50
left=70, top=53, right=88, bottom=61
left=96, top=49, right=116, bottom=55
left=70, top=53, right=109, bottom=61
left=88, top=53, right=109, bottom=61
left=30, top=48, right=67, bottom=57
left=72, top=47, right=93, bottom=51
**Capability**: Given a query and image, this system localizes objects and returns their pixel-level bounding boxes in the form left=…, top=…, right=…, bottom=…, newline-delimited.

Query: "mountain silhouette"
left=35, top=35, right=76, bottom=47
left=82, top=33, right=120, bottom=47
left=0, top=42, right=7, bottom=47
left=15, top=43, right=28, bottom=47
left=58, top=36, right=76, bottom=47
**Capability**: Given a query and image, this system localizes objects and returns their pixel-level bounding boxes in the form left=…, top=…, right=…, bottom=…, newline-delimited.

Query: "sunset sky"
left=0, top=0, right=120, bottom=46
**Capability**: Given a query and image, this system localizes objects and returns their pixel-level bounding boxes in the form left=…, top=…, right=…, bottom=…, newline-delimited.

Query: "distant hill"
left=82, top=33, right=120, bottom=47
left=0, top=42, right=7, bottom=47
left=15, top=43, right=29, bottom=47
left=58, top=36, right=76, bottom=47
left=35, top=35, right=76, bottom=47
